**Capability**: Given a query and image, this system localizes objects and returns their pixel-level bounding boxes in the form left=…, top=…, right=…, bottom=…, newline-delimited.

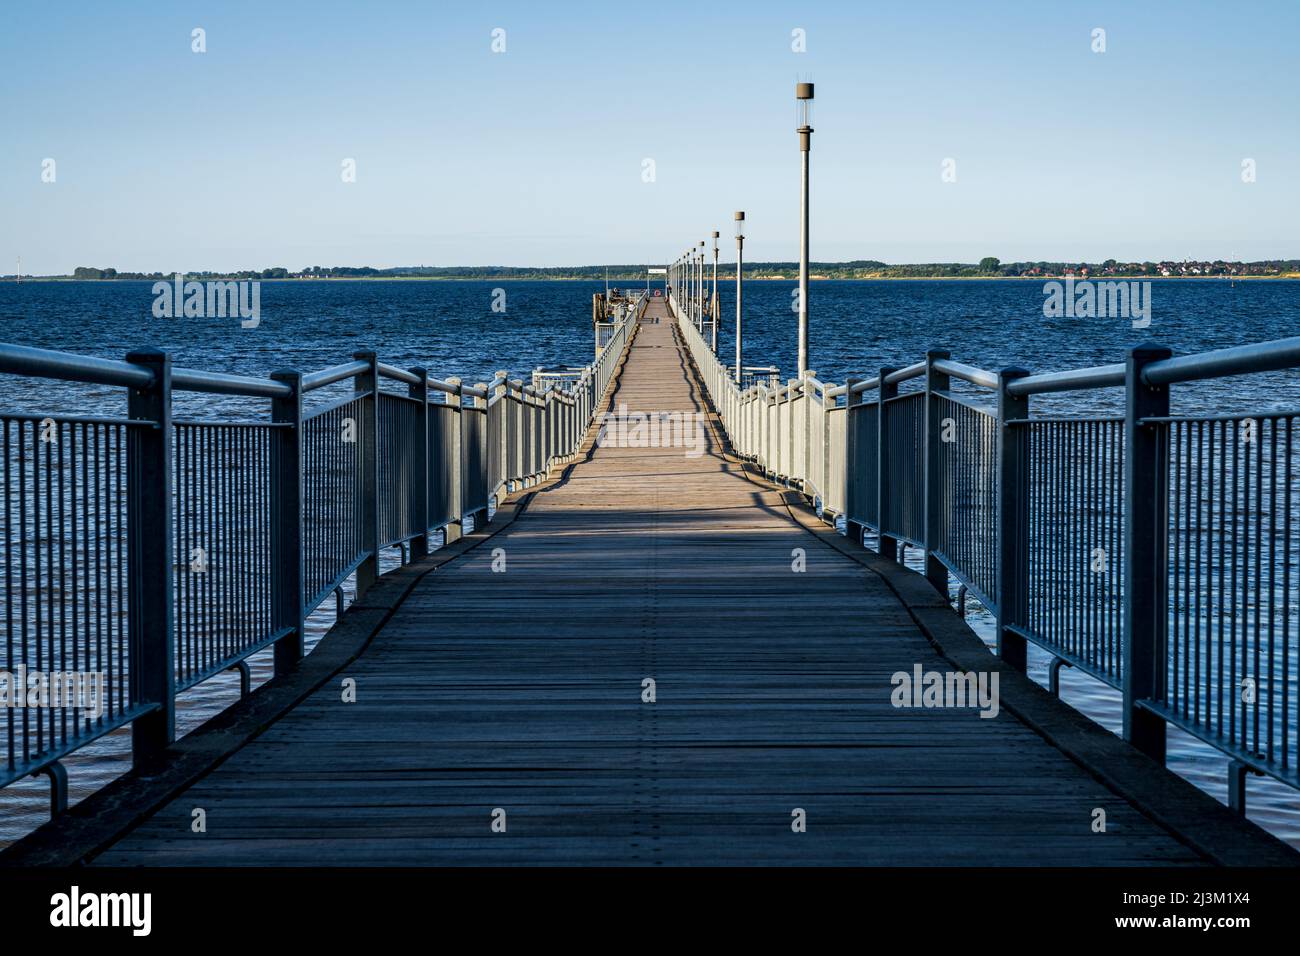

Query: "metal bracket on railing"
left=1227, top=759, right=1265, bottom=815
left=1047, top=656, right=1073, bottom=697
left=32, top=760, right=68, bottom=819
left=333, top=585, right=345, bottom=618
left=398, top=542, right=409, bottom=565
left=227, top=660, right=251, bottom=699
left=956, top=584, right=968, bottom=618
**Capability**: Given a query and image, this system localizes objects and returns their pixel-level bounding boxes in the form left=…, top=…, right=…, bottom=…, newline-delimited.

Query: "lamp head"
left=796, top=82, right=814, bottom=141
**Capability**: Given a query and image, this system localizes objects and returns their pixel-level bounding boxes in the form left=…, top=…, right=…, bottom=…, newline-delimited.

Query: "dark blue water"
left=0, top=278, right=1297, bottom=849
left=1, top=278, right=1296, bottom=414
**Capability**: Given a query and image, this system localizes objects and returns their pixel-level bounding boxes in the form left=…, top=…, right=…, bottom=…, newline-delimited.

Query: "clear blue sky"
left=3, top=0, right=1297, bottom=273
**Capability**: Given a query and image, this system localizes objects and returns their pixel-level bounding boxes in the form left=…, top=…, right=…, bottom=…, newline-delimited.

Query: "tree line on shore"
left=22, top=259, right=1300, bottom=282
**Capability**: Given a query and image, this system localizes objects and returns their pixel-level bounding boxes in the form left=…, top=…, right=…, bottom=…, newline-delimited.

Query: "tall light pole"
left=687, top=250, right=693, bottom=324
left=796, top=81, right=814, bottom=377
left=697, top=240, right=705, bottom=331
left=690, top=245, right=698, bottom=328
left=686, top=248, right=696, bottom=323
left=678, top=253, right=684, bottom=315
left=711, top=231, right=719, bottom=352
left=686, top=249, right=692, bottom=323
left=734, top=211, right=744, bottom=384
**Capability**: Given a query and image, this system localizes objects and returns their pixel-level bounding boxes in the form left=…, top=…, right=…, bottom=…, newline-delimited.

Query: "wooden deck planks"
left=92, top=300, right=1204, bottom=866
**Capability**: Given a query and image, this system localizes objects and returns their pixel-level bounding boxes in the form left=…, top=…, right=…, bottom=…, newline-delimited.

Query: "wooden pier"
left=6, top=298, right=1294, bottom=867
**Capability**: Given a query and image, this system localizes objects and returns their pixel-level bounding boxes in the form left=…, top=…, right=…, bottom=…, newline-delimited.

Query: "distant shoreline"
left=5, top=275, right=1299, bottom=283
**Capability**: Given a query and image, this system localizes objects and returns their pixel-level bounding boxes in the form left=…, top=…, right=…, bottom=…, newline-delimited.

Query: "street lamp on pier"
left=697, top=240, right=705, bottom=332
left=796, top=81, right=814, bottom=377
left=734, top=211, right=745, bottom=384
left=711, top=231, right=719, bottom=352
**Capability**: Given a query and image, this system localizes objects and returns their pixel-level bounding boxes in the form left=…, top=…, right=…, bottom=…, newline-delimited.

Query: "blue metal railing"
left=676, top=295, right=1300, bottom=811
left=0, top=290, right=643, bottom=810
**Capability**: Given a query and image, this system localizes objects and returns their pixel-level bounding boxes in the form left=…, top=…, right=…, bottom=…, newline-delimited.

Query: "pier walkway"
left=43, top=298, right=1282, bottom=866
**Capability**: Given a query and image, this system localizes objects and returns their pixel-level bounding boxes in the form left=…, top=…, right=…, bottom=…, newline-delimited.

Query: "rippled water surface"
left=0, top=278, right=1296, bottom=849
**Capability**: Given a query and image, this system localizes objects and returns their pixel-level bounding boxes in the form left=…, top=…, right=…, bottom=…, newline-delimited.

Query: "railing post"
left=844, top=377, right=865, bottom=546
left=353, top=351, right=380, bottom=598
left=544, top=391, right=554, bottom=474
left=494, top=371, right=508, bottom=499
left=511, top=379, right=525, bottom=488
left=445, top=377, right=464, bottom=544
left=125, top=349, right=174, bottom=771
left=737, top=386, right=747, bottom=457
left=996, top=367, right=1031, bottom=673
left=472, top=382, right=488, bottom=521
left=877, top=366, right=899, bottom=561
left=409, top=367, right=430, bottom=560
left=803, top=370, right=817, bottom=502
left=786, top=378, right=799, bottom=486
left=522, top=385, right=538, bottom=481
left=1123, top=344, right=1171, bottom=763
left=924, top=350, right=951, bottom=595
left=759, top=382, right=769, bottom=476
left=269, top=369, right=304, bottom=676
left=565, top=390, right=575, bottom=458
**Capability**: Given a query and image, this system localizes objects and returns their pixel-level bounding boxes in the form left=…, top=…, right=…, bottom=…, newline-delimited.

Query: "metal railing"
left=673, top=293, right=1300, bottom=810
left=0, top=290, right=643, bottom=810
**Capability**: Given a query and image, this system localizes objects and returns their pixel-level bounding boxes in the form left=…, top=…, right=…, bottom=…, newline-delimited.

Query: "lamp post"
left=697, top=240, right=705, bottom=331
left=796, top=81, right=814, bottom=377
left=686, top=250, right=692, bottom=324
left=677, top=253, right=683, bottom=315
left=711, top=231, right=719, bottom=352
left=686, top=248, right=696, bottom=323
left=688, top=249, right=693, bottom=325
left=687, top=249, right=693, bottom=323
left=734, top=211, right=745, bottom=384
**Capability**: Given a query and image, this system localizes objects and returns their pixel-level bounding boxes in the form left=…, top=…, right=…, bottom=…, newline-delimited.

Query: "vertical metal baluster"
left=1230, top=418, right=1240, bottom=747
left=1173, top=420, right=1182, bottom=715
left=1282, top=416, right=1293, bottom=770
left=1253, top=423, right=1263, bottom=755
left=1198, top=420, right=1208, bottom=724
left=1266, top=417, right=1278, bottom=763
left=4, top=420, right=12, bottom=767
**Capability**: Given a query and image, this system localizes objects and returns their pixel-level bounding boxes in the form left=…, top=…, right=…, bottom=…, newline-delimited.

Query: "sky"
left=3, top=0, right=1298, bottom=273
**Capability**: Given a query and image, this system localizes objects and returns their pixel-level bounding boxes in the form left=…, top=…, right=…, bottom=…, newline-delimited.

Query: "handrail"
left=1007, top=363, right=1126, bottom=396
left=302, top=360, right=370, bottom=392
left=377, top=362, right=421, bottom=386
left=0, top=343, right=155, bottom=389
left=848, top=376, right=882, bottom=395
left=676, top=301, right=1300, bottom=805
left=883, top=362, right=926, bottom=385
left=172, top=367, right=294, bottom=398
left=0, top=305, right=639, bottom=813
left=429, top=376, right=463, bottom=397
left=933, top=359, right=999, bottom=390
left=1143, top=334, right=1300, bottom=386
